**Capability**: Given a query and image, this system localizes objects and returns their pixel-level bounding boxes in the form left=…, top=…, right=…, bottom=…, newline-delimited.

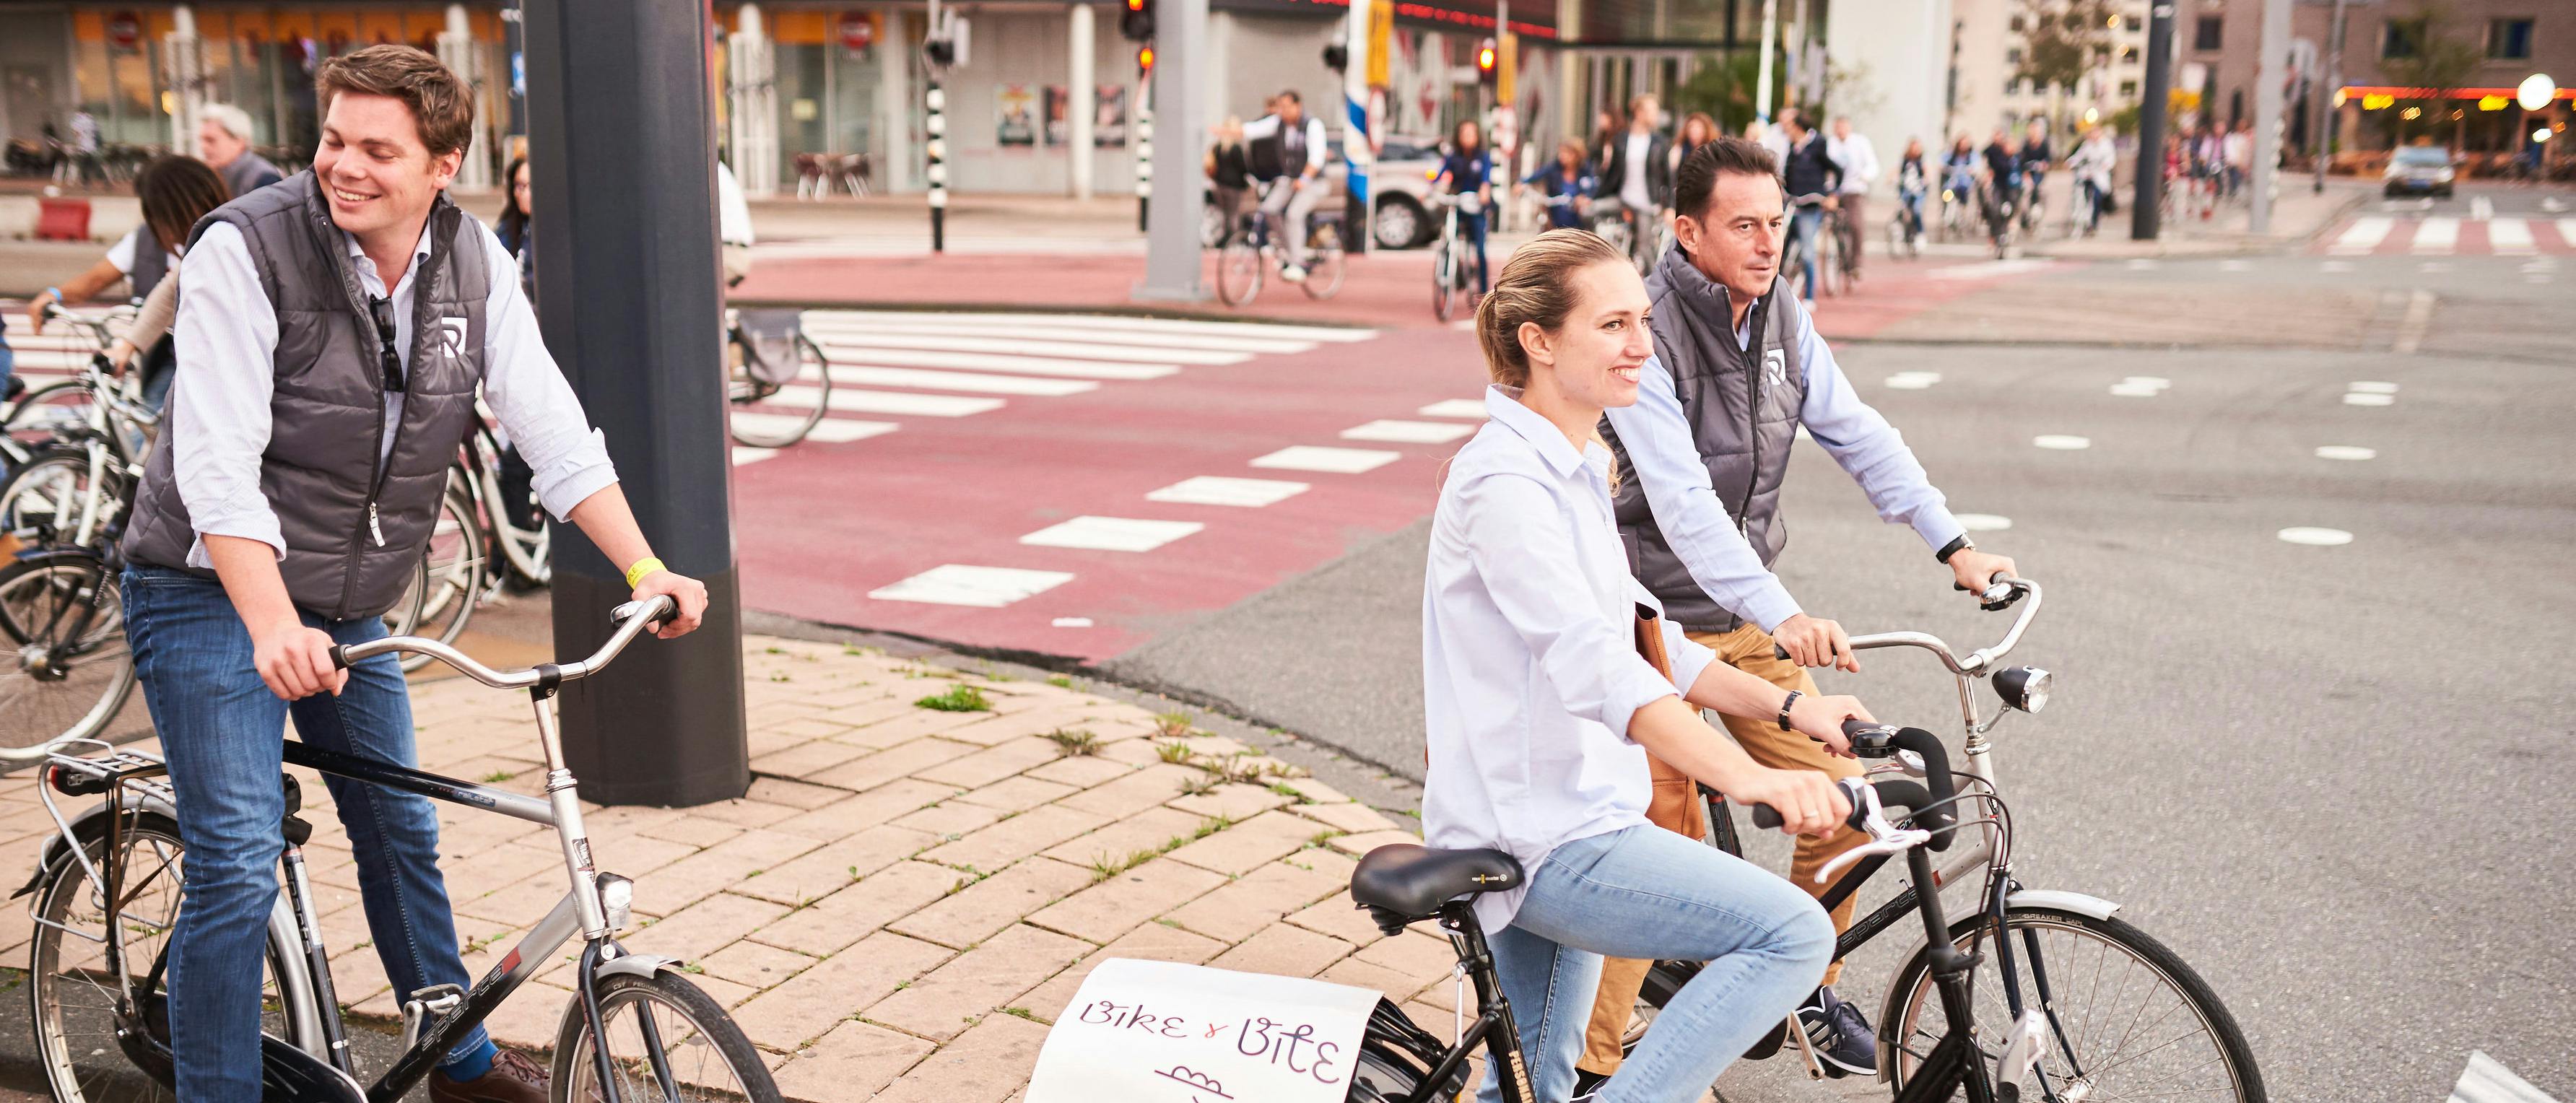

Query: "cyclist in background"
left=42, top=154, right=228, bottom=416
left=1517, top=139, right=1596, bottom=230
left=1593, top=93, right=1673, bottom=266
left=1432, top=118, right=1497, bottom=297
left=1895, top=137, right=1929, bottom=248
left=1241, top=90, right=1331, bottom=283
left=2017, top=118, right=2053, bottom=215
left=1777, top=110, right=1842, bottom=302
left=2066, top=126, right=2118, bottom=234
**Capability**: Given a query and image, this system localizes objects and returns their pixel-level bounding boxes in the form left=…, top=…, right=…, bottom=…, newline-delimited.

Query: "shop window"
left=2487, top=18, right=2533, bottom=60
left=2382, top=19, right=2421, bottom=60
left=2194, top=16, right=2222, bottom=51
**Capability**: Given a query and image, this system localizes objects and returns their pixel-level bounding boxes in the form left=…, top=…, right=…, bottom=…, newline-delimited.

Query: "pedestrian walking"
left=1575, top=135, right=2024, bottom=1094
left=198, top=103, right=285, bottom=199
left=494, top=155, right=536, bottom=302
left=1825, top=116, right=1877, bottom=278
left=118, top=45, right=709, bottom=1103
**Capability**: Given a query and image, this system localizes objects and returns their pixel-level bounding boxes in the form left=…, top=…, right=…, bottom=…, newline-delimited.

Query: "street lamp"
left=2516, top=73, right=2554, bottom=113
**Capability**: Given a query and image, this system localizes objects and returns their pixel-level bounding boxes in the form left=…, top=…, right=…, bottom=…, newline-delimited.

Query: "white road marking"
left=2391, top=290, right=2436, bottom=355
left=1884, top=371, right=1942, bottom=390
left=803, top=365, right=1099, bottom=396
left=2411, top=217, right=2459, bottom=253
left=869, top=564, right=1076, bottom=607
left=1145, top=476, right=1312, bottom=507
left=2318, top=260, right=2354, bottom=273
left=1417, top=398, right=1490, bottom=419
left=1925, top=258, right=2059, bottom=280
left=758, top=385, right=1005, bottom=417
left=1019, top=516, right=1206, bottom=552
left=2418, top=261, right=2453, bottom=274
left=813, top=331, right=1252, bottom=365
left=2032, top=435, right=2092, bottom=450
left=1249, top=445, right=1403, bottom=474
left=803, top=342, right=1180, bottom=379
left=2486, top=217, right=2536, bottom=255
left=2344, top=393, right=2396, bottom=406
left=2277, top=527, right=2354, bottom=546
left=1052, top=617, right=1095, bottom=628
left=2469, top=194, right=2494, bottom=221
left=2447, top=1050, right=2562, bottom=1103
left=2315, top=445, right=2377, bottom=461
left=1341, top=419, right=1479, bottom=444
left=808, top=318, right=1321, bottom=354
left=724, top=414, right=900, bottom=443
left=2124, top=258, right=2161, bottom=270
left=815, top=310, right=1380, bottom=343
left=2349, top=381, right=2400, bottom=394
left=2328, top=217, right=2393, bottom=254
left=2218, top=258, right=2253, bottom=272
left=731, top=448, right=778, bottom=466
left=1955, top=513, right=2014, bottom=531
left=2559, top=219, right=2576, bottom=248
left=2110, top=375, right=2172, bottom=398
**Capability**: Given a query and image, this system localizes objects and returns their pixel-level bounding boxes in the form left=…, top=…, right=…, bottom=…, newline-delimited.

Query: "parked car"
left=2383, top=144, right=2456, bottom=199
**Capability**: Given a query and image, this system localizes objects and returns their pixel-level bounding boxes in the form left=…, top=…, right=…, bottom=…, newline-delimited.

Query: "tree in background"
left=2376, top=1, right=2481, bottom=149
left=2016, top=0, right=2119, bottom=133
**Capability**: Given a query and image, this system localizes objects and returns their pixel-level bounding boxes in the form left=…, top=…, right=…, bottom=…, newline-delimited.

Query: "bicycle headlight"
left=1994, top=666, right=2053, bottom=713
left=596, top=873, right=635, bottom=930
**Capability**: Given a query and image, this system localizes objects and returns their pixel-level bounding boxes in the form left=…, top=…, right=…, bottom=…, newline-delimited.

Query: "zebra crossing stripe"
left=809, top=318, right=1321, bottom=355
left=2486, top=219, right=2536, bottom=255
left=2447, top=1050, right=2560, bottom=1103
left=2411, top=217, right=2460, bottom=254
left=803, top=365, right=1099, bottom=397
left=813, top=309, right=1380, bottom=344
left=2328, top=217, right=2393, bottom=254
left=802, top=343, right=1180, bottom=380
left=808, top=331, right=1252, bottom=365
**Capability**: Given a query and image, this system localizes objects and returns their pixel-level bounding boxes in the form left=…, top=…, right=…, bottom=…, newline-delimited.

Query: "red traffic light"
left=1476, top=39, right=1497, bottom=76
left=1127, top=0, right=1145, bottom=10
left=1138, top=45, right=1154, bottom=70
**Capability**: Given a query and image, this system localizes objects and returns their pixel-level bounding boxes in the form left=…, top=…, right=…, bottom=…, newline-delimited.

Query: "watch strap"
left=1777, top=689, right=1803, bottom=733
left=1935, top=534, right=1972, bottom=564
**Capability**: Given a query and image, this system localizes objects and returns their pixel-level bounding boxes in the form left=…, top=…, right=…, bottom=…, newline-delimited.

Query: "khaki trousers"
left=1577, top=622, right=1868, bottom=1076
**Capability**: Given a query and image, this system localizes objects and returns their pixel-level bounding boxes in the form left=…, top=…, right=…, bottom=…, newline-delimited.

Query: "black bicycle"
left=14, top=596, right=782, bottom=1103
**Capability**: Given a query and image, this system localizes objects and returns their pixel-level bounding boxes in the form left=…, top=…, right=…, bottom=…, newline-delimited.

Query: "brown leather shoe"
left=428, top=1048, right=549, bottom=1103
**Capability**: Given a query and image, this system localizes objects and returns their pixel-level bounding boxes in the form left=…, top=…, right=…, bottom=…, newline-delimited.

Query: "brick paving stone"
left=890, top=800, right=1009, bottom=840
left=625, top=891, right=795, bottom=964
left=1278, top=777, right=1357, bottom=805
left=809, top=738, right=978, bottom=793
left=1205, top=921, right=1357, bottom=979
left=913, top=736, right=1066, bottom=790
left=1036, top=806, right=1204, bottom=870
left=1282, top=894, right=1393, bottom=949
left=731, top=930, right=954, bottom=1050
left=1053, top=763, right=1202, bottom=819
left=1355, top=929, right=1461, bottom=993
left=772, top=1019, right=935, bottom=1102
left=918, top=805, right=1110, bottom=872
left=863, top=1013, right=1050, bottom=1103
left=810, top=697, right=930, bottom=738
left=937, top=703, right=1120, bottom=749
left=1165, top=782, right=1297, bottom=821
left=1326, top=829, right=1423, bottom=858
left=745, top=776, right=853, bottom=811
left=1316, top=955, right=1437, bottom=1004
left=768, top=778, right=955, bottom=841
left=1166, top=810, right=1333, bottom=877
left=1092, top=736, right=1170, bottom=767
left=832, top=708, right=983, bottom=751
left=1025, top=857, right=1226, bottom=945
left=689, top=798, right=804, bottom=829
left=889, top=858, right=1097, bottom=949
left=697, top=938, right=819, bottom=990
left=478, top=980, right=575, bottom=1050
left=1290, top=800, right=1402, bottom=835
left=638, top=814, right=747, bottom=849
left=573, top=803, right=688, bottom=843
left=1159, top=856, right=1354, bottom=943
left=748, top=860, right=961, bottom=956
left=1022, top=755, right=1134, bottom=789
left=749, top=738, right=873, bottom=780
left=948, top=775, right=1078, bottom=814
left=643, top=829, right=826, bottom=912
left=734, top=823, right=939, bottom=906
left=863, top=923, right=1090, bottom=1042
left=1014, top=922, right=1227, bottom=1023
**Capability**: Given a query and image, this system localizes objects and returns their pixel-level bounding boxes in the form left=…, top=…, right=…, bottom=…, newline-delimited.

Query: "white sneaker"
left=1281, top=263, right=1308, bottom=283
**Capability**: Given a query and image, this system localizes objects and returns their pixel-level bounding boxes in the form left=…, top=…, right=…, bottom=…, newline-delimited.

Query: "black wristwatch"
left=1777, top=690, right=1803, bottom=733
left=1936, top=534, right=1973, bottom=564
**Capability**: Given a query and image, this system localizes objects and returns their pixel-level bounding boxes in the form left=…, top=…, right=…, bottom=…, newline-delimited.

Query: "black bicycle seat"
left=1349, top=845, right=1523, bottom=933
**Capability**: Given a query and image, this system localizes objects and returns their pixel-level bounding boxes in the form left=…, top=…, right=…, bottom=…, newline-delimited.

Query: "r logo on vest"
left=1763, top=348, right=1788, bottom=388
left=436, top=317, right=469, bottom=365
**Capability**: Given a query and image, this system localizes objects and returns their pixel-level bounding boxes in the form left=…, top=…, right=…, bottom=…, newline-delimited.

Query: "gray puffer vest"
left=123, top=172, right=489, bottom=622
left=1599, top=246, right=1806, bottom=633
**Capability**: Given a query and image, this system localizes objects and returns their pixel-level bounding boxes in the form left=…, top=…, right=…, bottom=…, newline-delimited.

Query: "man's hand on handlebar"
left=254, top=616, right=348, bottom=700
left=1726, top=766, right=1852, bottom=839
left=1947, top=549, right=2017, bottom=596
left=630, top=569, right=709, bottom=640
left=1786, top=694, right=1871, bottom=757
left=1773, top=612, right=1858, bottom=672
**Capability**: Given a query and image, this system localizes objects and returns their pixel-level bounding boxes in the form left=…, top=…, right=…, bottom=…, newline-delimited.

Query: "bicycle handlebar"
left=1771, top=576, right=2042, bottom=676
left=328, top=595, right=674, bottom=689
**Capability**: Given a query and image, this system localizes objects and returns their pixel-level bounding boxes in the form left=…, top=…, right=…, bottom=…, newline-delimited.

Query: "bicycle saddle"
left=1350, top=845, right=1523, bottom=933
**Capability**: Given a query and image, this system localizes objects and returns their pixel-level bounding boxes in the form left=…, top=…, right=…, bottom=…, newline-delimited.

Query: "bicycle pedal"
left=401, top=984, right=466, bottom=1052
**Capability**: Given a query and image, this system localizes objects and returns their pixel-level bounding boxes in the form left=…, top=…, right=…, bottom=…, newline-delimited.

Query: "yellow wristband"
left=623, top=557, right=666, bottom=590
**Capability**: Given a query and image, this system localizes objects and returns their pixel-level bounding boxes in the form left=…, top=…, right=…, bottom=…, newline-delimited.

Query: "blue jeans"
left=1787, top=206, right=1824, bottom=300
left=1899, top=188, right=1926, bottom=237
left=1475, top=826, right=1834, bottom=1103
left=1459, top=209, right=1490, bottom=294
left=123, top=564, right=492, bottom=1103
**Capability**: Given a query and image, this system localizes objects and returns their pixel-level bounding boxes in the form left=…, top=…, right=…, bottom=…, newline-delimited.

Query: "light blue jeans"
left=1787, top=206, right=1824, bottom=301
left=1475, top=825, right=1834, bottom=1103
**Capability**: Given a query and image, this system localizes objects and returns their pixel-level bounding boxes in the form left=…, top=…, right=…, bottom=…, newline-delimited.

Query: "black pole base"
left=932, top=206, right=946, bottom=253
left=551, top=567, right=750, bottom=807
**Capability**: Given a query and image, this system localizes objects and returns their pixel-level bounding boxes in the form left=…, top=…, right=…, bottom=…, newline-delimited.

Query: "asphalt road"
left=1110, top=238, right=2576, bottom=1102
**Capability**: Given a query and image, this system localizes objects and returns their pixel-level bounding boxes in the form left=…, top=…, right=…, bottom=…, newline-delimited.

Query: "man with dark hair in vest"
left=1570, top=136, right=2022, bottom=1098
left=121, top=45, right=709, bottom=1103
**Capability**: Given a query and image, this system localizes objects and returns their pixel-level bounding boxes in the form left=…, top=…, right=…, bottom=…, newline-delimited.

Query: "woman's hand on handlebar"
left=1787, top=694, right=1871, bottom=758
left=630, top=569, right=709, bottom=640
left=1727, top=766, right=1852, bottom=838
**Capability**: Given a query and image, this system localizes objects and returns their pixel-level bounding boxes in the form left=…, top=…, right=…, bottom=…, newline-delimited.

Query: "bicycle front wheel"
left=1887, top=906, right=2266, bottom=1103
left=0, top=552, right=138, bottom=751
left=1215, top=238, right=1264, bottom=306
left=552, top=971, right=781, bottom=1103
left=393, top=489, right=487, bottom=673
left=1302, top=224, right=1346, bottom=300
left=726, top=332, right=830, bottom=449
left=1431, top=242, right=1460, bottom=322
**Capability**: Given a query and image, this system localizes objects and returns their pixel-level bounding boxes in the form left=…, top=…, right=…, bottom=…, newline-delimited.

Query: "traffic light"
left=1121, top=0, right=1154, bottom=43
left=1136, top=44, right=1154, bottom=73
left=1323, top=41, right=1349, bottom=73
left=924, top=37, right=955, bottom=66
left=1476, top=38, right=1497, bottom=84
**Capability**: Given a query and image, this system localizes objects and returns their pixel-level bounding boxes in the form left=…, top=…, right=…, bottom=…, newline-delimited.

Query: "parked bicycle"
left=725, top=308, right=835, bottom=449
left=1429, top=192, right=1487, bottom=323
left=1587, top=577, right=2265, bottom=1102
left=1214, top=180, right=1347, bottom=307
left=0, top=533, right=138, bottom=752
left=9, top=595, right=783, bottom=1103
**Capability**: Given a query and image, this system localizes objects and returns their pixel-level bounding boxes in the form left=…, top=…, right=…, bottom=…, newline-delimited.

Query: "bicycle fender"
left=12, top=788, right=180, bottom=899
left=2003, top=889, right=2120, bottom=921
left=593, top=953, right=686, bottom=982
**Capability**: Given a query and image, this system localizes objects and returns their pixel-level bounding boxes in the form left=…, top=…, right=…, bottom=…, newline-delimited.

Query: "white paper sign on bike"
left=1025, top=958, right=1383, bottom=1103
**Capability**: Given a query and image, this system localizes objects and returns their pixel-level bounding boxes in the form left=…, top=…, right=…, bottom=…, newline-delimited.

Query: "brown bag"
left=1627, top=536, right=1708, bottom=841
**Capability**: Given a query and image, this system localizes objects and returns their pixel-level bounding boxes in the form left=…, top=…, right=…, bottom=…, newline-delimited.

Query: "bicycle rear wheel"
left=552, top=971, right=782, bottom=1103
left=1302, top=223, right=1347, bottom=300
left=1431, top=240, right=1461, bottom=322
left=726, top=332, right=830, bottom=449
left=1887, top=906, right=2266, bottom=1103
left=0, top=552, right=139, bottom=751
left=30, top=812, right=300, bottom=1103
left=1, top=449, right=113, bottom=552
left=1216, top=238, right=1265, bottom=306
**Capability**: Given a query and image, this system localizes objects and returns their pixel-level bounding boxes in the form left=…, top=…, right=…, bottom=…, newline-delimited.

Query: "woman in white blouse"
left=1422, top=229, right=1877, bottom=1103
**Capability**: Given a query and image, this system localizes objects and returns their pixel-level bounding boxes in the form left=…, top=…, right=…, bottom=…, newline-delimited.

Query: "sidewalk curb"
left=2024, top=189, right=2369, bottom=260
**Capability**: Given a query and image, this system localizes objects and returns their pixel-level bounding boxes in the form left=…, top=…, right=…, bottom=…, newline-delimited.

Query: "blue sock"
left=443, top=1039, right=498, bottom=1081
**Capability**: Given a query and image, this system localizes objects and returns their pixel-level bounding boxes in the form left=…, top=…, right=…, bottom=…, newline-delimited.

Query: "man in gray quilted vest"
left=119, top=45, right=709, bottom=1103
left=1575, top=136, right=2023, bottom=1095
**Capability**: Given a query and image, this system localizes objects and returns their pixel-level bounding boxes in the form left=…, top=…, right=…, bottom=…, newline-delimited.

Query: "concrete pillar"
left=165, top=6, right=203, bottom=155
left=881, top=19, right=913, bottom=191
left=438, top=3, right=492, bottom=188
left=729, top=4, right=780, bottom=196
left=1135, top=0, right=1207, bottom=300
left=1070, top=1, right=1095, bottom=199
left=1825, top=0, right=1949, bottom=199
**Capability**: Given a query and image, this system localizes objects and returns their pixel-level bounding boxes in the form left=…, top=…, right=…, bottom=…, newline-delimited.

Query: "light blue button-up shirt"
left=1602, top=292, right=1964, bottom=632
left=1422, top=385, right=1719, bottom=932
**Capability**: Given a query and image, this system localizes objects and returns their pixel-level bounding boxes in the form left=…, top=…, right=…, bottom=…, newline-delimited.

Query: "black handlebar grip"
left=1749, top=778, right=1871, bottom=832
left=328, top=645, right=351, bottom=671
